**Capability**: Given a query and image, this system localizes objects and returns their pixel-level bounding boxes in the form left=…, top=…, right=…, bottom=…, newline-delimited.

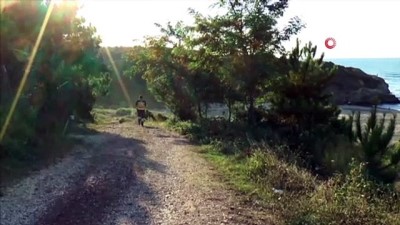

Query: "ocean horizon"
left=326, top=58, right=400, bottom=111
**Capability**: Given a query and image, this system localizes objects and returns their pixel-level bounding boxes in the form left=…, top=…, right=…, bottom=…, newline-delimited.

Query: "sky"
left=77, top=0, right=400, bottom=59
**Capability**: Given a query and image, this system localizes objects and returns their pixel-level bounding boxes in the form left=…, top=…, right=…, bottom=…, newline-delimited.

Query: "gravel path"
left=0, top=122, right=272, bottom=225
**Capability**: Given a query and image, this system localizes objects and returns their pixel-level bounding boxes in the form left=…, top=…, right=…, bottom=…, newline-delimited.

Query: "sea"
left=206, top=58, right=400, bottom=117
left=327, top=58, right=400, bottom=111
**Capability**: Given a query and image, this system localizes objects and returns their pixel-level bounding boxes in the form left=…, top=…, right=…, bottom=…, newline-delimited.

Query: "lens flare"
left=0, top=1, right=55, bottom=142
left=103, top=47, right=134, bottom=109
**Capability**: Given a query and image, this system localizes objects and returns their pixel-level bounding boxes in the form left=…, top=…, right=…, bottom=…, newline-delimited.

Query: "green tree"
left=0, top=1, right=110, bottom=155
left=268, top=40, right=340, bottom=161
left=189, top=0, right=305, bottom=125
left=95, top=47, right=161, bottom=108
left=128, top=21, right=225, bottom=121
left=128, top=25, right=197, bottom=120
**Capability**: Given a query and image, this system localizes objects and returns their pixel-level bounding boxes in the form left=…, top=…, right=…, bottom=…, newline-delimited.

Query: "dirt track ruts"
left=1, top=121, right=272, bottom=225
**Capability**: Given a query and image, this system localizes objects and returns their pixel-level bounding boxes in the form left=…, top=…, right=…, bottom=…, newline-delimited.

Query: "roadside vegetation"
left=127, top=0, right=400, bottom=224
left=0, top=1, right=110, bottom=183
left=1, top=0, right=399, bottom=224
left=165, top=115, right=400, bottom=224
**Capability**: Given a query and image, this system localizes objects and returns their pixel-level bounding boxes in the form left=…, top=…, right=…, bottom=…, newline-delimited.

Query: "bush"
left=353, top=106, right=399, bottom=182
left=246, top=149, right=316, bottom=193
left=166, top=119, right=204, bottom=140
left=167, top=116, right=400, bottom=225
left=0, top=101, right=38, bottom=160
left=291, top=161, right=400, bottom=225
left=146, top=110, right=157, bottom=121
left=115, top=108, right=132, bottom=117
left=167, top=117, right=246, bottom=144
left=205, top=143, right=400, bottom=224
left=211, top=139, right=249, bottom=155
left=319, top=135, right=362, bottom=175
left=155, top=113, right=168, bottom=121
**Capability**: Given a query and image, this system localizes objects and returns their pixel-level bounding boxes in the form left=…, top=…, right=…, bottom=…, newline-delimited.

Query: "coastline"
left=205, top=103, right=400, bottom=117
left=339, top=105, right=400, bottom=114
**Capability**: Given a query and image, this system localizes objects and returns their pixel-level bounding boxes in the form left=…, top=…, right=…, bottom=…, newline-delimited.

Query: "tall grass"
left=166, top=118, right=400, bottom=225
left=202, top=143, right=400, bottom=225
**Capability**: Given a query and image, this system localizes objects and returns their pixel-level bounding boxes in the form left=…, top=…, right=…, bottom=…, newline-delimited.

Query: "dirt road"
left=0, top=121, right=272, bottom=225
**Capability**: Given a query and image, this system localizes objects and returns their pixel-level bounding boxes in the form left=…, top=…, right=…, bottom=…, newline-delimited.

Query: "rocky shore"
left=324, top=62, right=400, bottom=105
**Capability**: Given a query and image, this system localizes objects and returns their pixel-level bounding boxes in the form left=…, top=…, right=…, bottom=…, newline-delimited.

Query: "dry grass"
left=201, top=144, right=400, bottom=225
left=166, top=110, right=400, bottom=225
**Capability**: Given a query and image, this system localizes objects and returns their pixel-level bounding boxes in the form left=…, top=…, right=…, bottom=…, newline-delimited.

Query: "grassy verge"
left=161, top=119, right=400, bottom=225
left=92, top=107, right=169, bottom=126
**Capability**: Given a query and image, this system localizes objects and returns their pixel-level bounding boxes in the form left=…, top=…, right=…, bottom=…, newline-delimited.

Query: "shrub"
left=146, top=110, right=157, bottom=121
left=186, top=126, right=399, bottom=225
left=353, top=106, right=399, bottom=182
left=0, top=101, right=38, bottom=160
left=115, top=108, right=132, bottom=117
left=155, top=112, right=168, bottom=121
left=246, top=149, right=316, bottom=193
left=166, top=119, right=204, bottom=140
left=291, top=161, right=400, bottom=225
left=319, top=135, right=362, bottom=175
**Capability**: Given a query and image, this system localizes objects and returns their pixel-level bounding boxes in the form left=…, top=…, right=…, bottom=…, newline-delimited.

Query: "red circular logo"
left=325, top=37, right=336, bottom=49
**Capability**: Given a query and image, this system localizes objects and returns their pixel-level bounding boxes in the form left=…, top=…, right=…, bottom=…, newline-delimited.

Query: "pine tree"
left=354, top=106, right=400, bottom=182
left=268, top=39, right=340, bottom=157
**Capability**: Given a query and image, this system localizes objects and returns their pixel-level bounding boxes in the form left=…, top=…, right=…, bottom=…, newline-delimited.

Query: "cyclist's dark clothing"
left=137, top=110, right=146, bottom=118
left=135, top=99, right=147, bottom=118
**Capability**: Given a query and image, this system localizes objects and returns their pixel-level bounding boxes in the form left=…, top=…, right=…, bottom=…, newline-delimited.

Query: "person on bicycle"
left=135, top=95, right=147, bottom=125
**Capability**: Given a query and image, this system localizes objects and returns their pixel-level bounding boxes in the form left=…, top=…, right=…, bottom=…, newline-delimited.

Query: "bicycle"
left=137, top=109, right=147, bottom=127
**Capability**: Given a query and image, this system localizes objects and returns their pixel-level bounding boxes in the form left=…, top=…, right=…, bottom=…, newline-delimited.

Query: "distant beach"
left=339, top=105, right=400, bottom=144
left=339, top=105, right=399, bottom=114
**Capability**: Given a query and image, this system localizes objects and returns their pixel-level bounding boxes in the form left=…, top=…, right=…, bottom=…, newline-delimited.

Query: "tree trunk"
left=227, top=99, right=232, bottom=122
left=205, top=103, right=209, bottom=119
left=197, top=102, right=202, bottom=120
left=0, top=65, right=12, bottom=105
left=248, top=95, right=255, bottom=126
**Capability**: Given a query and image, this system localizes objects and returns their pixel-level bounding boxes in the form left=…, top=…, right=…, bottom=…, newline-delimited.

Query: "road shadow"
left=154, top=134, right=172, bottom=138
left=68, top=122, right=101, bottom=135
left=143, top=125, right=158, bottom=130
left=171, top=138, right=192, bottom=146
left=35, top=131, right=165, bottom=225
